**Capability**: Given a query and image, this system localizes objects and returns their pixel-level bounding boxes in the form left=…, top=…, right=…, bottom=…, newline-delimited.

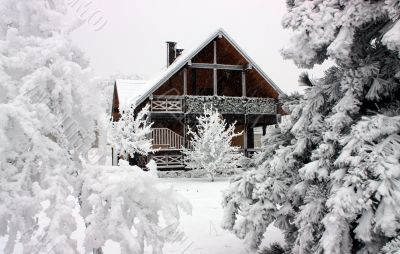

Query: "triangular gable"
left=134, top=28, right=285, bottom=106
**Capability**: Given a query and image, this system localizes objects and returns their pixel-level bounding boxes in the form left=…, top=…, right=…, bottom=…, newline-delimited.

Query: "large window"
left=217, top=70, right=242, bottom=97
left=188, top=68, right=213, bottom=96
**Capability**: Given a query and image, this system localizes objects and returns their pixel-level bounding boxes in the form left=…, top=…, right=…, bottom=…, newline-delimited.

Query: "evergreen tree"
left=0, top=1, right=98, bottom=252
left=0, top=2, right=188, bottom=253
left=183, top=109, right=243, bottom=182
left=223, top=1, right=400, bottom=253
left=222, top=93, right=303, bottom=252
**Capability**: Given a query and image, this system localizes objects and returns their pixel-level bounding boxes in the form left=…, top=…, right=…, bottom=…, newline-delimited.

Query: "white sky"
left=70, top=0, right=329, bottom=94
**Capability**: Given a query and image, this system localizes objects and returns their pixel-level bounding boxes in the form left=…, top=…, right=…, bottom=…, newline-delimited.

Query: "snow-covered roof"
left=115, top=79, right=150, bottom=109
left=118, top=28, right=285, bottom=108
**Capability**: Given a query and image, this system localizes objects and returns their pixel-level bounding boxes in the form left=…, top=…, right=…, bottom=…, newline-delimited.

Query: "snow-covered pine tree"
left=0, top=2, right=189, bottom=254
left=183, top=108, right=243, bottom=182
left=224, top=1, right=400, bottom=253
left=0, top=1, right=98, bottom=253
left=222, top=92, right=304, bottom=252
left=110, top=103, right=153, bottom=161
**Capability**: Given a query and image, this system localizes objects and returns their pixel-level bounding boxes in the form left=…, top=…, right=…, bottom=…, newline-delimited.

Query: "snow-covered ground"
left=0, top=177, right=283, bottom=254
left=141, top=177, right=284, bottom=254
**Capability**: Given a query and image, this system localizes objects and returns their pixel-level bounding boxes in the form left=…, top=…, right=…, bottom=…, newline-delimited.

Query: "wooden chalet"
left=111, top=28, right=285, bottom=170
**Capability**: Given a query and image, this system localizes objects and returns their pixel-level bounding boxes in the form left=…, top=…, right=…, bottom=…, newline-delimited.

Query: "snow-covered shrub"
left=110, top=104, right=153, bottom=159
left=183, top=108, right=243, bottom=182
left=80, top=160, right=191, bottom=254
left=223, top=1, right=400, bottom=252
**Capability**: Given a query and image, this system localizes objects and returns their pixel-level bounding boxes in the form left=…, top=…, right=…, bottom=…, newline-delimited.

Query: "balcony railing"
left=149, top=148, right=262, bottom=169
left=152, top=154, right=185, bottom=169
left=150, top=95, right=277, bottom=114
left=152, top=128, right=185, bottom=150
left=150, top=96, right=183, bottom=112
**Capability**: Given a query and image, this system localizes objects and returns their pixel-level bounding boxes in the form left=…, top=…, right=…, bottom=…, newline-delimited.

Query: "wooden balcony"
left=150, top=95, right=277, bottom=115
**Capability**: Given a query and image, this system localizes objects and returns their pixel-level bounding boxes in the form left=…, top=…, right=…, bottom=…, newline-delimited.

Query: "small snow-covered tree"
left=223, top=1, right=400, bottom=253
left=110, top=104, right=153, bottom=160
left=183, top=108, right=243, bottom=181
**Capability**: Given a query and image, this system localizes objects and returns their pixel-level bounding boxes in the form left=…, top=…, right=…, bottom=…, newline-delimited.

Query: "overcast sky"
left=70, top=0, right=329, bottom=94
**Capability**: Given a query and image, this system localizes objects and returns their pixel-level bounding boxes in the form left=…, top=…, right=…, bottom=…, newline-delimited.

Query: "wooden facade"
left=112, top=29, right=285, bottom=170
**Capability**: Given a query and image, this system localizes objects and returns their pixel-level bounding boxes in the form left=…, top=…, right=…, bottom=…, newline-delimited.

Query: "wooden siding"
left=151, top=36, right=279, bottom=99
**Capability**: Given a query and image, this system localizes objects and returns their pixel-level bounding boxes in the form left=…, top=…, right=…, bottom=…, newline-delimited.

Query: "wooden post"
left=192, top=69, right=197, bottom=95
left=183, top=115, right=187, bottom=150
left=213, top=40, right=217, bottom=96
left=243, top=124, right=247, bottom=150
left=183, top=68, right=187, bottom=95
left=242, top=70, right=246, bottom=97
left=213, top=69, right=217, bottom=96
left=247, top=127, right=254, bottom=149
left=112, top=147, right=118, bottom=166
left=213, top=40, right=217, bottom=64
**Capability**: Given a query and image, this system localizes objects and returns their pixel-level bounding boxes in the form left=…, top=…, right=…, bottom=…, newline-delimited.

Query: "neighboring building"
left=111, top=28, right=285, bottom=170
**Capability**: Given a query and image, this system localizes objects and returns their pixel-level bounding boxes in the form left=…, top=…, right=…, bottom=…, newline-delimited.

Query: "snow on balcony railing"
left=149, top=95, right=277, bottom=114
left=185, top=96, right=276, bottom=114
